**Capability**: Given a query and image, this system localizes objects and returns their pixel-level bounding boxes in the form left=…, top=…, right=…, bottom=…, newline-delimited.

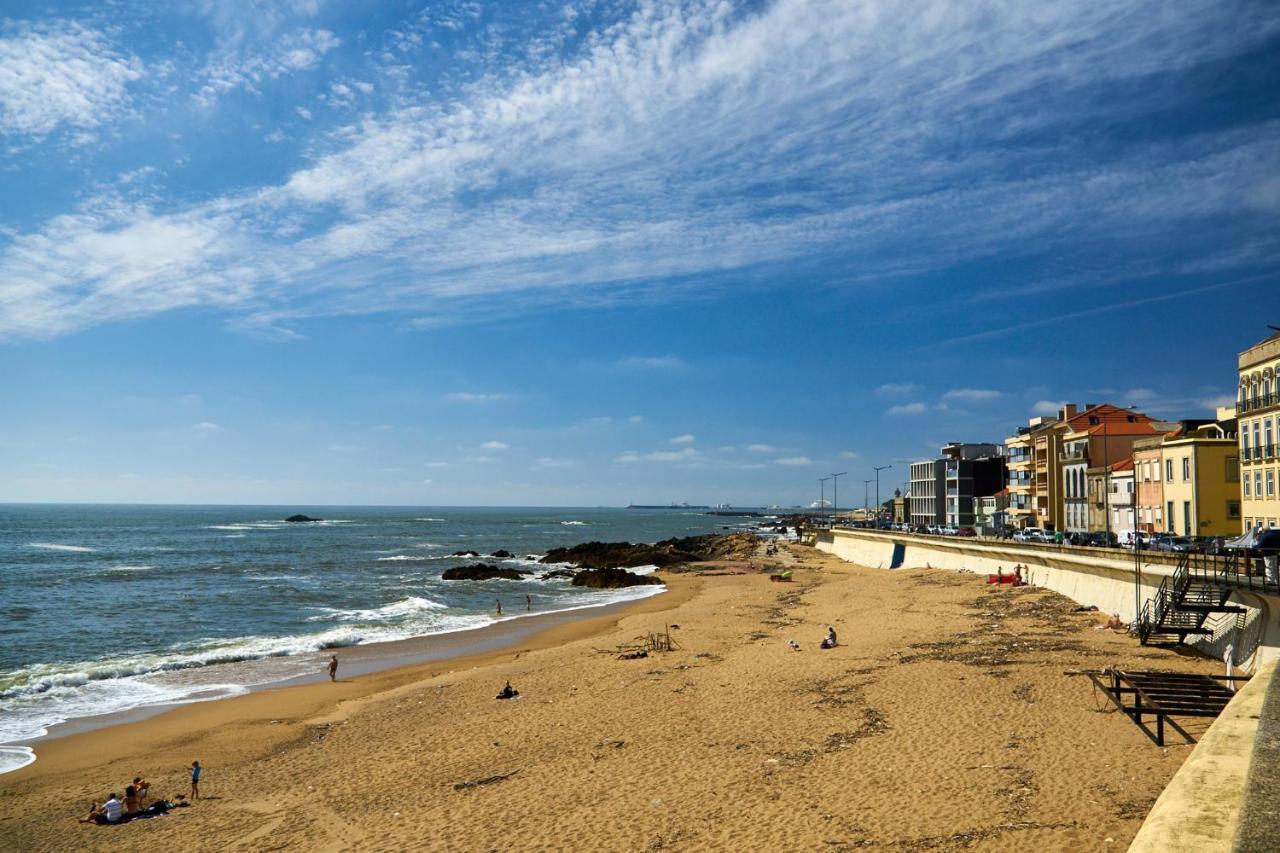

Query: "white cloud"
left=1031, top=400, right=1067, bottom=416
left=886, top=402, right=927, bottom=416
left=295, top=106, right=313, bottom=120
left=746, top=443, right=775, bottom=453
left=1122, top=387, right=1158, bottom=403
left=617, top=447, right=698, bottom=463
left=617, top=355, right=686, bottom=370
left=669, top=433, right=695, bottom=445
left=628, top=415, right=645, bottom=424
left=942, top=388, right=1002, bottom=403
left=534, top=456, right=575, bottom=468
left=462, top=455, right=495, bottom=464
left=480, top=440, right=510, bottom=450
left=192, top=421, right=221, bottom=432
left=0, top=23, right=144, bottom=137
left=1200, top=393, right=1237, bottom=411
left=839, top=450, right=859, bottom=459
left=425, top=461, right=453, bottom=468
left=443, top=392, right=507, bottom=403
left=876, top=383, right=922, bottom=396
left=773, top=456, right=813, bottom=466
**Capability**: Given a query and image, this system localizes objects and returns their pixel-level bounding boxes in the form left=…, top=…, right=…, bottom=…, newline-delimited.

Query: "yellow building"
left=1239, top=331, right=1280, bottom=530
left=1159, top=422, right=1241, bottom=537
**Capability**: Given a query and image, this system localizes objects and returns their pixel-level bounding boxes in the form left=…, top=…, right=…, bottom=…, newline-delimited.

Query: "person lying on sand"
left=496, top=680, right=520, bottom=700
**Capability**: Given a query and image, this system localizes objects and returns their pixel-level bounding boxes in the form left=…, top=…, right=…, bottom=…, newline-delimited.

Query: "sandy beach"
left=0, top=542, right=1219, bottom=851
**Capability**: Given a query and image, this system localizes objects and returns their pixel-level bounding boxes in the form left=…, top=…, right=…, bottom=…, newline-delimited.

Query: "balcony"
left=1267, top=443, right=1278, bottom=460
left=1242, top=447, right=1253, bottom=461
left=1239, top=393, right=1277, bottom=414
left=1061, top=448, right=1088, bottom=462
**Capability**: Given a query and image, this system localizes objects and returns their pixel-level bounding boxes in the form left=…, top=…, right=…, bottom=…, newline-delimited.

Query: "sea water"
left=0, top=504, right=741, bottom=773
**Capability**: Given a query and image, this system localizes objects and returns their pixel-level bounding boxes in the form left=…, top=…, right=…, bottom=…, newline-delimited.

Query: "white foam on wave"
left=375, top=554, right=441, bottom=562
left=560, top=520, right=588, bottom=526
left=414, top=517, right=445, bottom=522
left=105, top=565, right=157, bottom=573
left=206, top=524, right=254, bottom=531
left=28, top=543, right=96, bottom=553
left=315, top=596, right=448, bottom=622
left=0, top=746, right=35, bottom=775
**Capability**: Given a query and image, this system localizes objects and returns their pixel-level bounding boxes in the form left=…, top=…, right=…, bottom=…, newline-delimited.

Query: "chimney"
left=1060, top=403, right=1078, bottom=420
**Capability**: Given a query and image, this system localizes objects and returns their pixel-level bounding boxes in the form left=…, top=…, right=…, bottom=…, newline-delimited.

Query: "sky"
left=1, top=0, right=1278, bottom=507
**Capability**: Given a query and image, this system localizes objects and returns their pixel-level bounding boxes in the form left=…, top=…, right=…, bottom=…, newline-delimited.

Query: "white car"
left=1013, top=527, right=1047, bottom=542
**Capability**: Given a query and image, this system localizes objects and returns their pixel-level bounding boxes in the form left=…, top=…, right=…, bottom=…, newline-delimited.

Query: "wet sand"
left=0, top=543, right=1218, bottom=851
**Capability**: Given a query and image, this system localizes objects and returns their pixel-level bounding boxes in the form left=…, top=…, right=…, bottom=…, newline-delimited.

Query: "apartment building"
left=1058, top=406, right=1161, bottom=534
left=1239, top=330, right=1280, bottom=530
left=1160, top=420, right=1242, bottom=536
left=1107, top=459, right=1136, bottom=535
left=1132, top=437, right=1167, bottom=534
left=910, top=443, right=1002, bottom=528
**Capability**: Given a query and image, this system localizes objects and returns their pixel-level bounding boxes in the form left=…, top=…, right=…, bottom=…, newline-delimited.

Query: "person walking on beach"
left=190, top=761, right=201, bottom=800
left=496, top=599, right=502, bottom=616
left=328, top=654, right=338, bottom=682
left=525, top=594, right=531, bottom=611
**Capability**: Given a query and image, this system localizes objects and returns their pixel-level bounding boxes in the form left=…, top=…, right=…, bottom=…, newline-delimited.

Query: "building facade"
left=1132, top=437, right=1167, bottom=534
left=1107, top=460, right=1135, bottom=536
left=1160, top=421, right=1242, bottom=537
left=1240, top=331, right=1280, bottom=531
left=909, top=460, right=945, bottom=527
left=911, top=443, right=1002, bottom=528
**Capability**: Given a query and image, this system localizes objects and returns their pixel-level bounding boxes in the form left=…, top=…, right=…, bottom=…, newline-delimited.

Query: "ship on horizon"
left=626, top=502, right=711, bottom=509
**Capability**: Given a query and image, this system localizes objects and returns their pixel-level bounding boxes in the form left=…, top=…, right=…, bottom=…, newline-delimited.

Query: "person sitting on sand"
left=820, top=627, right=838, bottom=649
left=496, top=680, right=520, bottom=700
left=123, top=782, right=139, bottom=814
left=85, top=793, right=123, bottom=824
left=787, top=639, right=801, bottom=651
left=132, top=776, right=150, bottom=808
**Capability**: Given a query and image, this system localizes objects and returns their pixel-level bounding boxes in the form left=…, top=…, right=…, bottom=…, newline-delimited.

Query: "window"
left=1269, top=469, right=1276, bottom=498
left=1246, top=473, right=1253, bottom=496
left=1228, top=501, right=1241, bottom=519
left=1268, top=420, right=1275, bottom=456
left=1182, top=457, right=1191, bottom=481
left=1257, top=472, right=1265, bottom=498
left=1227, top=457, right=1240, bottom=483
left=1256, top=422, right=1263, bottom=453
left=1166, top=459, right=1174, bottom=481
left=1167, top=501, right=1174, bottom=527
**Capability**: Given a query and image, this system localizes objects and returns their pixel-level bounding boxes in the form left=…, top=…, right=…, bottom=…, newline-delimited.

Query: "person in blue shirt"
left=190, top=761, right=201, bottom=800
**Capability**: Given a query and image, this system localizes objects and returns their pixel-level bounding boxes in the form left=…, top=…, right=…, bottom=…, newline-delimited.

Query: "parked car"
left=956, top=527, right=977, bottom=537
left=1151, top=535, right=1195, bottom=552
left=1013, top=527, right=1046, bottom=542
left=1084, top=531, right=1118, bottom=548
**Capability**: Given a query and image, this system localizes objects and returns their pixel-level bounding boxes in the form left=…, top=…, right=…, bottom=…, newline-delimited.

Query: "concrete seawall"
left=811, top=528, right=1280, bottom=670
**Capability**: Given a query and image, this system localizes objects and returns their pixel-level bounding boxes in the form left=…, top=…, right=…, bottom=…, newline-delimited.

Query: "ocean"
left=0, top=504, right=745, bottom=774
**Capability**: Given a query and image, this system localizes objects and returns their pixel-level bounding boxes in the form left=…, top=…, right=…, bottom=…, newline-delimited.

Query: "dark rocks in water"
left=570, top=568, right=663, bottom=589
left=540, top=569, right=577, bottom=580
left=441, top=563, right=528, bottom=581
left=540, top=533, right=757, bottom=570
left=450, top=550, right=481, bottom=557
left=490, top=549, right=514, bottom=559
left=285, top=514, right=321, bottom=523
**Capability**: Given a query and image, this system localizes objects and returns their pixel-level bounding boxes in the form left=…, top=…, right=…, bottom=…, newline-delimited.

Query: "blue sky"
left=1, top=0, right=1278, bottom=506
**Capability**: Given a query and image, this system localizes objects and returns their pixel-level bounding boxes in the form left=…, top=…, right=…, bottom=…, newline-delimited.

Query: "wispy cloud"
left=669, top=433, right=695, bottom=445
left=617, top=355, right=686, bottom=370
left=1, top=1, right=1276, bottom=340
left=0, top=22, right=144, bottom=138
left=616, top=447, right=698, bottom=463
left=1031, top=400, right=1067, bottom=416
left=773, top=456, right=812, bottom=466
left=443, top=392, right=507, bottom=403
left=746, top=443, right=775, bottom=453
left=191, top=421, right=221, bottom=432
left=480, top=440, right=510, bottom=450
left=886, top=402, right=927, bottom=416
left=876, top=383, right=922, bottom=396
left=941, top=388, right=1002, bottom=403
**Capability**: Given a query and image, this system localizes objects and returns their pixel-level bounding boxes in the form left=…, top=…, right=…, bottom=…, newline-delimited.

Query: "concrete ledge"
left=1128, top=662, right=1276, bottom=853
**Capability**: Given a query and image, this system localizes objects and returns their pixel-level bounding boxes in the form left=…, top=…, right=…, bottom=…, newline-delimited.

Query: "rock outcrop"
left=441, top=564, right=528, bottom=581
left=284, top=514, right=321, bottom=523
left=570, top=568, right=663, bottom=589
left=490, top=550, right=513, bottom=559
left=540, top=533, right=756, bottom=569
left=450, top=550, right=481, bottom=557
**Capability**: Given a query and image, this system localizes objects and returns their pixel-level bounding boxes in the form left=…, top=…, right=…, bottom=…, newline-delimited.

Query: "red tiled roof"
left=1065, top=403, right=1160, bottom=436
left=1109, top=457, right=1134, bottom=472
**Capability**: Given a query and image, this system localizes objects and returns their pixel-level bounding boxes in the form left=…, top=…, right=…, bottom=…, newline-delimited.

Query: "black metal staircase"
left=1138, top=553, right=1247, bottom=646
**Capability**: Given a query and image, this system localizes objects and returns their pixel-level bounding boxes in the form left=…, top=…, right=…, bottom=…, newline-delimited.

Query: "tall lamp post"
left=874, top=465, right=893, bottom=525
left=830, top=471, right=847, bottom=523
left=863, top=479, right=873, bottom=520
left=819, top=477, right=831, bottom=524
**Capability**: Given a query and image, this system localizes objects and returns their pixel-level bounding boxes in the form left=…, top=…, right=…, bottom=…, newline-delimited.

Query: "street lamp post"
left=874, top=465, right=893, bottom=525
left=819, top=477, right=831, bottom=523
left=830, top=472, right=847, bottom=523
left=863, top=479, right=873, bottom=520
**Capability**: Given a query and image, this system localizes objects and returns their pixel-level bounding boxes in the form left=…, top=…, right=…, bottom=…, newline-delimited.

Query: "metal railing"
left=1238, top=393, right=1277, bottom=414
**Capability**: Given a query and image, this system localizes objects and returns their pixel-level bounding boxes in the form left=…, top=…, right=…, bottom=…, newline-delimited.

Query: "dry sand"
left=0, top=543, right=1220, bottom=852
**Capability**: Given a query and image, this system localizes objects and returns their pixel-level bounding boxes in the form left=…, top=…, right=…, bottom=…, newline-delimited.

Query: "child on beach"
left=190, top=761, right=201, bottom=800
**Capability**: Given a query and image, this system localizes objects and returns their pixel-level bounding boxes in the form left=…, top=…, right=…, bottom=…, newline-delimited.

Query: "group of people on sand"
left=81, top=762, right=200, bottom=826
